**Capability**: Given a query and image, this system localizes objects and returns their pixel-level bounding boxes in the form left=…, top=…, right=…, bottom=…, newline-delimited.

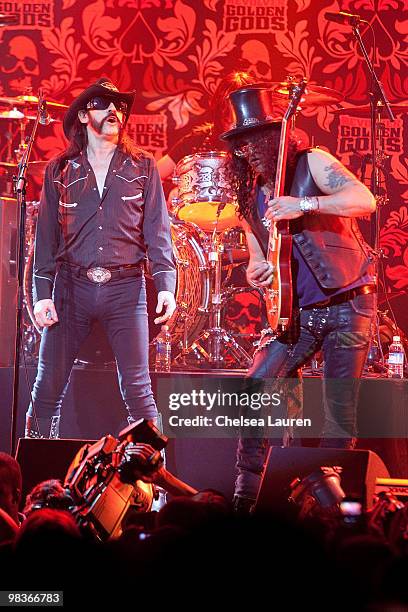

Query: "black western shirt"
left=33, top=147, right=176, bottom=303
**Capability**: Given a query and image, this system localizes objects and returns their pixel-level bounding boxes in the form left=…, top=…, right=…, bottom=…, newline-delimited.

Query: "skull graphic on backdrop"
left=0, top=35, right=40, bottom=95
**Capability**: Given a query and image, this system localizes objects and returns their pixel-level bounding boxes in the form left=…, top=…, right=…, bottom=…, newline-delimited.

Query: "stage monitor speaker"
left=0, top=197, right=17, bottom=366
left=255, top=446, right=389, bottom=513
left=15, top=437, right=96, bottom=505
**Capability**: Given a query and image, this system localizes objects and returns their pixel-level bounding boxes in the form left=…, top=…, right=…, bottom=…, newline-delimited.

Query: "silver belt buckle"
left=86, top=266, right=112, bottom=284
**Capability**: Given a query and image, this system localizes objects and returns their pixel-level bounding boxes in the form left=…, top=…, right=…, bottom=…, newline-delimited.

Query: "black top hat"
left=219, top=86, right=281, bottom=140
left=63, top=77, right=135, bottom=138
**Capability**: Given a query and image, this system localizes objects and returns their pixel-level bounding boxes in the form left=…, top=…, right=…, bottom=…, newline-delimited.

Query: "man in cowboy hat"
left=220, top=85, right=377, bottom=513
left=26, top=77, right=176, bottom=438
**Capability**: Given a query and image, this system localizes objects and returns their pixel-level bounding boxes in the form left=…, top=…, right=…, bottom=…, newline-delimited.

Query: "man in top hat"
left=26, top=78, right=176, bottom=438
left=220, top=86, right=377, bottom=512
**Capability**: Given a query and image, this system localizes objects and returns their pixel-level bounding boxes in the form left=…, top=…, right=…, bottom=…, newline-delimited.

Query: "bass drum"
left=148, top=220, right=210, bottom=363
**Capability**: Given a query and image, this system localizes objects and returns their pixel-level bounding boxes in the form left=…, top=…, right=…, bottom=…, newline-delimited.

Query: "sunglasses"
left=233, top=142, right=256, bottom=158
left=86, top=96, right=128, bottom=114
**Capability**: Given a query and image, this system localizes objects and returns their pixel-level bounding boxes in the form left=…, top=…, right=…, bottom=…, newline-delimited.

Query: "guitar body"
left=265, top=223, right=292, bottom=332
left=265, top=78, right=306, bottom=334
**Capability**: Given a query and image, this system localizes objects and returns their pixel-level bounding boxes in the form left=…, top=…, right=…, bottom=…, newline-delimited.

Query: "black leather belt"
left=60, top=262, right=143, bottom=284
left=302, top=284, right=376, bottom=310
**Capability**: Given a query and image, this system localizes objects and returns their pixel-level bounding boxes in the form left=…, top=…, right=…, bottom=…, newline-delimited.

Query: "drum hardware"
left=270, top=82, right=344, bottom=107
left=169, top=152, right=256, bottom=368
left=0, top=94, right=68, bottom=110
left=0, top=91, right=61, bottom=182
left=180, top=224, right=253, bottom=369
left=8, top=90, right=50, bottom=453
left=0, top=109, right=60, bottom=123
left=175, top=301, right=195, bottom=367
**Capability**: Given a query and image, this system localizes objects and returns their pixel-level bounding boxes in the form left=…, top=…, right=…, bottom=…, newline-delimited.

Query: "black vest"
left=248, top=150, right=375, bottom=289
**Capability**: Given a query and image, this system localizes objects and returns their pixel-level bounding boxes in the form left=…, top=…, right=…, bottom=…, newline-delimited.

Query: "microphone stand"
left=10, top=92, right=44, bottom=454
left=351, top=25, right=395, bottom=373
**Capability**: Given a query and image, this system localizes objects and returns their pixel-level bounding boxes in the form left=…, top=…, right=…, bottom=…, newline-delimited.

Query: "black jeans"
left=235, top=292, right=376, bottom=500
left=27, top=267, right=157, bottom=426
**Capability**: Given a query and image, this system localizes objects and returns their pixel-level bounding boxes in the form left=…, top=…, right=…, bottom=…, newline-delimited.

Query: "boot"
left=25, top=415, right=60, bottom=439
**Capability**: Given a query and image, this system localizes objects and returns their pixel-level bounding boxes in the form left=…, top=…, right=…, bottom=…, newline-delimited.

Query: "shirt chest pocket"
left=55, top=176, right=87, bottom=209
left=115, top=173, right=147, bottom=206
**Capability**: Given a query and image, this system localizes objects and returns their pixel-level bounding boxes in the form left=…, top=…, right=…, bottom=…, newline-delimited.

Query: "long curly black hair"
left=227, top=124, right=300, bottom=221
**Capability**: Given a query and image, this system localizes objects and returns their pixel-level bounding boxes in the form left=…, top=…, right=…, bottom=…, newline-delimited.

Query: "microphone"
left=39, top=100, right=51, bottom=126
left=0, top=13, right=19, bottom=26
left=324, top=11, right=363, bottom=27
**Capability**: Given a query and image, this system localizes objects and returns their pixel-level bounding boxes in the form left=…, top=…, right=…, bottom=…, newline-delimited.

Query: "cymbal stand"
left=10, top=92, right=45, bottom=454
left=351, top=23, right=395, bottom=376
left=191, top=216, right=252, bottom=368
left=15, top=114, right=30, bottom=162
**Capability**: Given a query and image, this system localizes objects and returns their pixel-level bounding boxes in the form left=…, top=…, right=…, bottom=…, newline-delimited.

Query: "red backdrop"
left=0, top=0, right=407, bottom=332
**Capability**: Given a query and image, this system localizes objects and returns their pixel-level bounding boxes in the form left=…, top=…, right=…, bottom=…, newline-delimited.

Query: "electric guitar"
left=264, top=77, right=307, bottom=333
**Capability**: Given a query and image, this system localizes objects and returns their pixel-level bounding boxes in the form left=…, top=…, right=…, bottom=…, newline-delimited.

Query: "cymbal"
left=270, top=82, right=344, bottom=106
left=333, top=103, right=408, bottom=116
left=0, top=109, right=60, bottom=123
left=0, top=109, right=25, bottom=119
left=0, top=95, right=68, bottom=110
left=0, top=160, right=48, bottom=177
left=26, top=115, right=61, bottom=124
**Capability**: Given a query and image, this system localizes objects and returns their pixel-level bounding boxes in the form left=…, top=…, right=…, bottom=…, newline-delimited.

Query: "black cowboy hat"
left=219, top=86, right=281, bottom=140
left=63, top=77, right=135, bottom=138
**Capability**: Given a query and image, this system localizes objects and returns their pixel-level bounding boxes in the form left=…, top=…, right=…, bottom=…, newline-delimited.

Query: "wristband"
left=299, top=196, right=319, bottom=214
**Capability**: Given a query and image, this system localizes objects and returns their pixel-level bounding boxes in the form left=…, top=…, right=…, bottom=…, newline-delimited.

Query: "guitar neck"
left=273, top=117, right=290, bottom=199
left=267, top=117, right=290, bottom=260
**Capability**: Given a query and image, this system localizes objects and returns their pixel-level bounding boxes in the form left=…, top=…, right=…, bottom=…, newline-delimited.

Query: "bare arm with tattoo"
left=307, top=148, right=376, bottom=217
left=264, top=148, right=376, bottom=223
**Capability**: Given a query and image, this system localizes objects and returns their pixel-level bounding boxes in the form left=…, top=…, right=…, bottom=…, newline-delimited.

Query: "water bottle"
left=388, top=335, right=405, bottom=379
left=154, top=325, right=171, bottom=372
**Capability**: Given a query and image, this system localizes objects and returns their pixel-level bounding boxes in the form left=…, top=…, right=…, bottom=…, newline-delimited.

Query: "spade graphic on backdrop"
left=119, top=11, right=159, bottom=64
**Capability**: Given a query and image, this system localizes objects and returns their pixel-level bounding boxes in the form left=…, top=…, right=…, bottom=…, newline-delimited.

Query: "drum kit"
left=167, top=152, right=256, bottom=369
left=0, top=83, right=406, bottom=370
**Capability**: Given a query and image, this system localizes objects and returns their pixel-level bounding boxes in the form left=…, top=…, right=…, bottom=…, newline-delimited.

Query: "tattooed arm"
left=307, top=148, right=376, bottom=217
left=265, top=148, right=375, bottom=222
